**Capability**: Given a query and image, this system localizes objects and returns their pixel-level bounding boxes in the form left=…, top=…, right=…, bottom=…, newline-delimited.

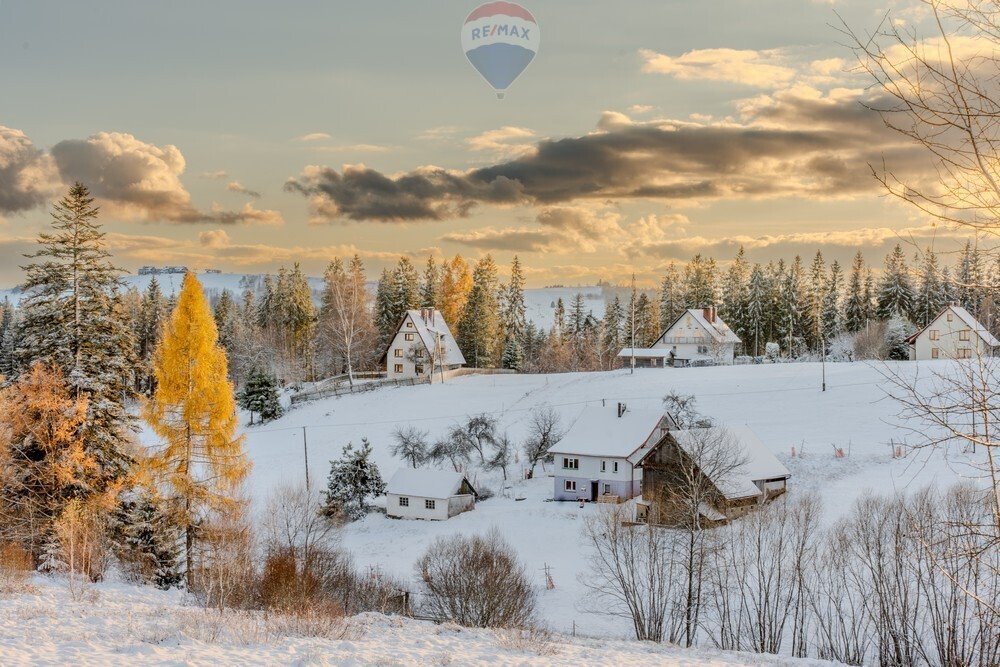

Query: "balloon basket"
left=496, top=92, right=505, bottom=100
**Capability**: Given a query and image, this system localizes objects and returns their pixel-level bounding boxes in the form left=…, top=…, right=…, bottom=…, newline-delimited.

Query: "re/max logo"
left=470, top=24, right=531, bottom=40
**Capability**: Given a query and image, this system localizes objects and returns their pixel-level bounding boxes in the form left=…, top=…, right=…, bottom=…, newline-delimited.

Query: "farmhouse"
left=618, top=306, right=740, bottom=368
left=549, top=404, right=675, bottom=502
left=385, top=468, right=477, bottom=521
left=635, top=426, right=790, bottom=526
left=381, top=308, right=465, bottom=380
left=905, top=304, right=999, bottom=361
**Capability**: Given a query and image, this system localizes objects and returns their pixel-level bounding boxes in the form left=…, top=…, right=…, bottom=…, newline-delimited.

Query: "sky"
left=0, top=0, right=981, bottom=286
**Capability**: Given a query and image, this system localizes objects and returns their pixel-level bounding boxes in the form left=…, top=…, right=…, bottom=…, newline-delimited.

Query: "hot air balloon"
left=461, top=2, right=540, bottom=99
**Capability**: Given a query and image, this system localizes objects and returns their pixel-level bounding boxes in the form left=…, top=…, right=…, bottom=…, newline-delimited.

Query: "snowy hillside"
left=141, top=361, right=987, bottom=640
left=0, top=577, right=841, bottom=666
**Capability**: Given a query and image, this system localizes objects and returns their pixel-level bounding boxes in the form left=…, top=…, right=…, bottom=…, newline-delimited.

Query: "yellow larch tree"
left=438, top=254, right=473, bottom=328
left=143, top=272, right=250, bottom=588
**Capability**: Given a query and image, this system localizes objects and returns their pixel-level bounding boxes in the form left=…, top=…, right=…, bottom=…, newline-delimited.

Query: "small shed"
left=385, top=468, right=477, bottom=521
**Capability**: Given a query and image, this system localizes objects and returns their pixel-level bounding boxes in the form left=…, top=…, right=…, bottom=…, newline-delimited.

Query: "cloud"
left=639, top=47, right=798, bottom=87
left=49, top=131, right=283, bottom=225
left=442, top=206, right=624, bottom=253
left=0, top=126, right=60, bottom=214
left=198, top=229, right=230, bottom=248
left=200, top=170, right=229, bottom=180
left=296, top=132, right=332, bottom=142
left=226, top=181, right=262, bottom=199
left=286, top=88, right=929, bottom=223
left=311, top=144, right=394, bottom=154
left=628, top=104, right=654, bottom=114
left=465, top=126, right=537, bottom=158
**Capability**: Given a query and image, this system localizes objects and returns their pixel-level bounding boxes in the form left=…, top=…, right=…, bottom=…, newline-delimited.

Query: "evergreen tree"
left=659, top=263, right=684, bottom=329
left=318, top=255, right=375, bottom=381
left=745, top=265, right=768, bottom=356
left=144, top=273, right=250, bottom=588
left=137, top=278, right=171, bottom=395
left=17, top=182, right=136, bottom=494
left=683, top=254, right=717, bottom=307
left=285, top=263, right=317, bottom=378
left=821, top=261, right=843, bottom=343
left=457, top=255, right=501, bottom=367
left=843, top=251, right=868, bottom=333
left=568, top=293, right=588, bottom=338
left=237, top=367, right=283, bottom=424
left=499, top=256, right=527, bottom=347
left=807, top=251, right=827, bottom=349
left=914, top=249, right=946, bottom=327
left=374, top=268, right=398, bottom=344
left=321, top=439, right=385, bottom=521
left=603, top=295, right=624, bottom=362
left=0, top=301, right=18, bottom=379
left=553, top=298, right=566, bottom=338
left=110, top=490, right=183, bottom=589
left=393, top=256, right=421, bottom=313
left=955, top=240, right=985, bottom=315
left=719, top=247, right=749, bottom=344
left=877, top=245, right=915, bottom=321
left=420, top=255, right=440, bottom=308
left=500, top=336, right=524, bottom=371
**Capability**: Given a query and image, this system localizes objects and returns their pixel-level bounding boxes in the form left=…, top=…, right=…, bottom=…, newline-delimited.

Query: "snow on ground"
left=142, top=360, right=989, bottom=640
left=0, top=576, right=843, bottom=666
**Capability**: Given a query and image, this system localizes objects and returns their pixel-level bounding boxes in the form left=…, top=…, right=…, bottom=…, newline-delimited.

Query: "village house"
left=906, top=304, right=999, bottom=361
left=549, top=404, right=675, bottom=503
left=381, top=308, right=465, bottom=380
left=385, top=468, right=477, bottom=521
left=618, top=306, right=741, bottom=368
left=635, top=425, right=790, bottom=526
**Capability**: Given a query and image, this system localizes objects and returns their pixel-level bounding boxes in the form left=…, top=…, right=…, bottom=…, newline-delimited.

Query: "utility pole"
left=821, top=337, right=827, bottom=392
left=302, top=426, right=311, bottom=490
left=630, top=274, right=636, bottom=375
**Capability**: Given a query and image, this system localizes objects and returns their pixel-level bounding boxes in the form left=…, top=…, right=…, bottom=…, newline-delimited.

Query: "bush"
left=416, top=529, right=535, bottom=628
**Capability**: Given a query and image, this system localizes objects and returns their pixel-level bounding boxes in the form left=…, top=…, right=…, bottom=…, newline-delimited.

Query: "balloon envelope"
left=461, top=2, right=539, bottom=96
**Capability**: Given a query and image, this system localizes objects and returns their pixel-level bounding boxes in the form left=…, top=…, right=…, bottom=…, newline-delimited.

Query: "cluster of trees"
left=0, top=184, right=251, bottom=595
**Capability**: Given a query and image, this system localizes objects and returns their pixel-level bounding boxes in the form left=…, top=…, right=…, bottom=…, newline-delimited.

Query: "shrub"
left=416, top=529, right=535, bottom=628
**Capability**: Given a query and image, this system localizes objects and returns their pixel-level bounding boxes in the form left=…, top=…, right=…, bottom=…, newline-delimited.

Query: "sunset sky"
left=0, top=0, right=976, bottom=286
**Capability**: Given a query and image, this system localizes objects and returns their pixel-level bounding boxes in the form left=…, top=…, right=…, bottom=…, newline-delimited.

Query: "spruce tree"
left=374, top=268, right=398, bottom=344
left=659, top=263, right=684, bottom=329
left=457, top=255, right=501, bottom=367
left=393, top=256, right=421, bottom=313
left=568, top=293, right=588, bottom=338
left=110, top=490, right=183, bottom=589
left=602, top=295, right=624, bottom=362
left=877, top=245, right=915, bottom=322
left=421, top=256, right=440, bottom=308
left=501, top=336, right=524, bottom=371
left=955, top=241, right=985, bottom=315
left=321, top=439, right=385, bottom=521
left=0, top=301, right=18, bottom=379
left=745, top=265, right=768, bottom=356
left=843, top=251, right=868, bottom=333
left=499, top=256, right=527, bottom=347
left=238, top=367, right=283, bottom=424
left=144, top=273, right=250, bottom=588
left=821, top=261, right=843, bottom=343
left=17, top=182, right=136, bottom=493
left=914, top=249, right=946, bottom=327
left=683, top=254, right=717, bottom=307
left=807, top=251, right=826, bottom=349
left=719, top=248, right=749, bottom=343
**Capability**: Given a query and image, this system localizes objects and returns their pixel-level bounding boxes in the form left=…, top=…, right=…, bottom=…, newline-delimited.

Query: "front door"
left=590, top=480, right=599, bottom=502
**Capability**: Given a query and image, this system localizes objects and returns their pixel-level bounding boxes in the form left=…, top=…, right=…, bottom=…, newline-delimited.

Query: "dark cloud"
left=0, top=126, right=58, bottom=214
left=287, top=91, right=930, bottom=224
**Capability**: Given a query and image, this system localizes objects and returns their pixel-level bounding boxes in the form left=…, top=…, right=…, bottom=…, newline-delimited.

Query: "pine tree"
left=17, top=182, right=136, bottom=495
left=745, top=265, right=768, bottom=356
left=659, top=263, right=684, bottom=329
left=822, top=261, right=843, bottom=343
left=553, top=298, right=566, bottom=338
left=499, top=256, right=527, bottom=348
left=237, top=367, right=283, bottom=424
left=320, top=439, right=385, bottom=521
left=914, top=249, right=946, bottom=327
left=501, top=336, right=524, bottom=371
left=877, top=245, right=915, bottom=321
left=568, top=293, right=588, bottom=338
left=843, top=251, right=868, bottom=333
left=393, top=257, right=421, bottom=313
left=807, top=251, right=827, bottom=349
left=955, top=241, right=985, bottom=316
left=420, top=256, right=440, bottom=308
left=457, top=255, right=501, bottom=367
left=110, top=490, right=183, bottom=589
left=285, top=263, right=317, bottom=379
left=602, top=295, right=624, bottom=362
left=143, top=273, right=250, bottom=588
left=719, top=247, right=749, bottom=343
left=0, top=301, right=18, bottom=379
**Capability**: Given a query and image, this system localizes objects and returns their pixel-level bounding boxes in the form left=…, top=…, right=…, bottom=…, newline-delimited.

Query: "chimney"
left=702, top=306, right=716, bottom=323
left=617, top=402, right=627, bottom=418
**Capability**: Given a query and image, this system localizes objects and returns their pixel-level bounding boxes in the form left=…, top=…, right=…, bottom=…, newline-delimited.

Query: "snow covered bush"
left=764, top=342, right=781, bottom=361
left=415, top=529, right=536, bottom=629
left=109, top=490, right=182, bottom=589
left=883, top=316, right=915, bottom=361
left=826, top=333, right=855, bottom=362
left=321, top=439, right=386, bottom=521
left=238, top=367, right=283, bottom=425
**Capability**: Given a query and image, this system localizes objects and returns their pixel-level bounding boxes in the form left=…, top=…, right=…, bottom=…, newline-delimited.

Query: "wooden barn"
left=634, top=426, right=790, bottom=526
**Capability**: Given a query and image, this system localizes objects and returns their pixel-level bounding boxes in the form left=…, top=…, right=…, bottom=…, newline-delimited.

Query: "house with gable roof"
left=618, top=306, right=741, bottom=368
left=380, top=308, right=466, bottom=380
left=905, top=304, right=999, bottom=361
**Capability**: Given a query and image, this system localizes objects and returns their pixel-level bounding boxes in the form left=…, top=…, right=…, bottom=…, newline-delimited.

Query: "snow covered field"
left=157, top=360, right=987, bottom=640
left=0, top=577, right=844, bottom=666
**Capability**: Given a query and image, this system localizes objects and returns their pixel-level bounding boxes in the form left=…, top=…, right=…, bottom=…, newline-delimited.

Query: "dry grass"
left=493, top=625, right=558, bottom=657
left=0, top=542, right=36, bottom=596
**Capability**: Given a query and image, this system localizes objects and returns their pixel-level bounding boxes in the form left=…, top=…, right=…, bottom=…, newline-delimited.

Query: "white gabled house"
left=618, top=307, right=741, bottom=368
left=381, top=308, right=465, bottom=380
left=906, top=304, right=999, bottom=361
left=549, top=403, right=674, bottom=502
left=385, top=468, right=477, bottom=521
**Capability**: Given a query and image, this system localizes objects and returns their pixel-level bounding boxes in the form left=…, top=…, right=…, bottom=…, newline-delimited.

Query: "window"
left=929, top=330, right=940, bottom=341
left=958, top=348, right=972, bottom=359
left=414, top=348, right=424, bottom=358
left=613, top=461, right=619, bottom=473
left=698, top=345, right=709, bottom=354
left=603, top=484, right=611, bottom=495
left=562, top=457, right=579, bottom=470
left=394, top=364, right=403, bottom=373
left=947, top=313, right=954, bottom=322
left=406, top=321, right=414, bottom=328
left=931, top=348, right=939, bottom=359
left=959, top=330, right=970, bottom=341
left=398, top=497, right=409, bottom=507
left=600, top=461, right=606, bottom=472
left=425, top=499, right=436, bottom=510
left=404, top=333, right=414, bottom=341
left=414, top=364, right=424, bottom=374
left=394, top=349, right=403, bottom=358
left=564, top=480, right=577, bottom=492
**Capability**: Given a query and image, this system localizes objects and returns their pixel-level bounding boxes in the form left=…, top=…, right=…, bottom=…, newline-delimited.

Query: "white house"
left=381, top=308, right=465, bottom=380
left=618, top=307, right=741, bottom=368
left=549, top=403, right=674, bottom=502
left=385, top=468, right=477, bottom=521
left=906, top=304, right=999, bottom=361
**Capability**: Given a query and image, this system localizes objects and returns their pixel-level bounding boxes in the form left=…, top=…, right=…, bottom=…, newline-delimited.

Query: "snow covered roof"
left=908, top=305, right=1000, bottom=348
left=616, top=348, right=673, bottom=358
left=667, top=426, right=790, bottom=500
left=550, top=406, right=669, bottom=460
left=659, top=308, right=741, bottom=345
left=385, top=468, right=473, bottom=499
left=383, top=309, right=466, bottom=366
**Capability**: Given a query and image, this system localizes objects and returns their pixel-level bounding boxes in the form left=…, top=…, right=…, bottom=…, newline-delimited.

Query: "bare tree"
left=415, top=529, right=535, bottom=628
left=458, top=414, right=498, bottom=464
left=487, top=432, right=515, bottom=481
left=661, top=391, right=714, bottom=428
left=390, top=425, right=430, bottom=468
left=522, top=406, right=564, bottom=478
left=317, top=256, right=376, bottom=385
left=580, top=504, right=687, bottom=643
